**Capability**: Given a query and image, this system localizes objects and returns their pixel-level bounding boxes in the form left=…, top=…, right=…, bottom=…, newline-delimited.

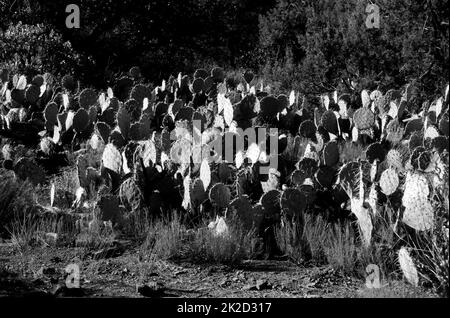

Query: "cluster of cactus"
left=1, top=66, right=449, bottom=288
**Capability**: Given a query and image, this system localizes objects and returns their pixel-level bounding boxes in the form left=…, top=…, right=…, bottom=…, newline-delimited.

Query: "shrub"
left=142, top=214, right=259, bottom=265
left=259, top=0, right=449, bottom=97
left=0, top=22, right=79, bottom=80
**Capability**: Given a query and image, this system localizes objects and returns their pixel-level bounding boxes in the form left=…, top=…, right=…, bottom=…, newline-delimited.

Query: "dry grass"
left=275, top=219, right=309, bottom=263
left=142, top=213, right=259, bottom=265
left=7, top=214, right=40, bottom=253
left=0, top=169, right=38, bottom=237
left=276, top=214, right=392, bottom=276
left=190, top=220, right=260, bottom=264
left=358, top=281, right=438, bottom=298
left=322, top=221, right=359, bottom=275
left=142, top=213, right=187, bottom=260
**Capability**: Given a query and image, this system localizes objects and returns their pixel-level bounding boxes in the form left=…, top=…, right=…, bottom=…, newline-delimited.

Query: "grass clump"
left=0, top=169, right=38, bottom=238
left=142, top=213, right=259, bottom=265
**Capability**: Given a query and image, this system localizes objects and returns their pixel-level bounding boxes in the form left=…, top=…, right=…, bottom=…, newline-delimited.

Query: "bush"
left=142, top=214, right=259, bottom=265
left=0, top=169, right=37, bottom=237
left=0, top=22, right=79, bottom=80
left=259, top=0, right=449, bottom=97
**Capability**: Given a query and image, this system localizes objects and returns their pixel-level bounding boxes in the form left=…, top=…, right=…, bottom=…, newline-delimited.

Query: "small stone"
left=256, top=279, right=271, bottom=290
left=242, top=284, right=257, bottom=291
left=219, top=278, right=230, bottom=287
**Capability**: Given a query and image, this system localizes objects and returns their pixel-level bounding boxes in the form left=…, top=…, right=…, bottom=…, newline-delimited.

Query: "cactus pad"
left=79, top=88, right=97, bottom=109
left=353, top=108, right=375, bottom=130
left=323, top=141, right=339, bottom=166
left=73, top=108, right=90, bottom=133
left=25, top=85, right=40, bottom=104
left=98, top=194, right=121, bottom=224
left=14, top=157, right=45, bottom=185
left=119, top=177, right=143, bottom=212
left=299, top=120, right=317, bottom=139
left=40, top=137, right=55, bottom=156
left=386, top=149, right=403, bottom=170
left=190, top=178, right=208, bottom=207
left=404, top=118, right=423, bottom=137
left=209, top=183, right=230, bottom=209
left=409, top=131, right=424, bottom=151
left=44, top=102, right=59, bottom=125
left=130, top=84, right=152, bottom=107
left=402, top=172, right=429, bottom=209
left=398, top=247, right=419, bottom=286
left=321, top=110, right=339, bottom=135
left=62, top=75, right=76, bottom=91
left=379, top=168, right=399, bottom=195
left=365, top=142, right=386, bottom=163
left=315, top=166, right=336, bottom=189
left=280, top=188, right=306, bottom=221
left=260, top=189, right=281, bottom=221
left=102, top=143, right=122, bottom=174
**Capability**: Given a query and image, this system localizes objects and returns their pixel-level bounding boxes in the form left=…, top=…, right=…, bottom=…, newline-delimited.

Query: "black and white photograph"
left=0, top=0, right=448, bottom=308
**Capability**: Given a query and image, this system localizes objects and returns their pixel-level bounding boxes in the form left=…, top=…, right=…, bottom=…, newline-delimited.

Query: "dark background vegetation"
left=1, top=0, right=448, bottom=95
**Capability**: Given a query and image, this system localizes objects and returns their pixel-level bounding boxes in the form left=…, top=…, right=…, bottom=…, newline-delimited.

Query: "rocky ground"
left=0, top=240, right=438, bottom=298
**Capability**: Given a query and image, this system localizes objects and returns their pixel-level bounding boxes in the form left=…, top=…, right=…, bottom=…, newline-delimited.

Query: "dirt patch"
left=0, top=243, right=437, bottom=298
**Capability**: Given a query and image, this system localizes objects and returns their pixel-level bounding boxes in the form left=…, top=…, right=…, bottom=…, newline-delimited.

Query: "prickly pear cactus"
left=405, top=118, right=423, bottom=137
left=402, top=172, right=433, bottom=231
left=98, top=194, right=121, bottom=224
left=119, top=177, right=143, bottom=212
left=25, top=85, right=40, bottom=104
left=79, top=88, right=98, bottom=109
left=280, top=188, right=306, bottom=221
left=365, top=142, right=386, bottom=163
left=353, top=108, right=375, bottom=130
left=117, top=106, right=131, bottom=140
left=379, top=168, right=399, bottom=196
left=209, top=183, right=231, bottom=209
left=96, top=121, right=111, bottom=143
left=44, top=102, right=59, bottom=128
left=102, top=143, right=122, bottom=174
left=62, top=75, right=76, bottom=91
left=200, top=158, right=211, bottom=191
left=323, top=141, right=339, bottom=167
left=260, top=189, right=281, bottom=221
left=398, top=247, right=419, bottom=287
left=321, top=110, right=339, bottom=135
left=40, top=137, right=55, bottom=156
left=299, top=120, right=316, bottom=139
left=386, top=149, right=404, bottom=171
left=73, top=108, right=90, bottom=134
left=14, top=157, right=46, bottom=186
left=190, top=178, right=208, bottom=208
left=229, top=195, right=254, bottom=229
left=130, top=84, right=152, bottom=108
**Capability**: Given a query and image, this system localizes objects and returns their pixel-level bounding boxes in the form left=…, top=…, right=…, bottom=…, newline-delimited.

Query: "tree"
left=259, top=0, right=449, bottom=96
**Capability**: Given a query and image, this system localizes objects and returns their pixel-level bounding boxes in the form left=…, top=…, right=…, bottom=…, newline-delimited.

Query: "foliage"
left=259, top=0, right=449, bottom=96
left=0, top=22, right=79, bottom=79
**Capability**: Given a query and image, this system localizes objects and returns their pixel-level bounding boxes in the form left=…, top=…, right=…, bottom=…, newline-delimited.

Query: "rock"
left=256, top=279, right=271, bottom=290
left=219, top=278, right=230, bottom=287
left=137, top=281, right=166, bottom=298
left=242, top=283, right=257, bottom=291
left=91, top=245, right=124, bottom=260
